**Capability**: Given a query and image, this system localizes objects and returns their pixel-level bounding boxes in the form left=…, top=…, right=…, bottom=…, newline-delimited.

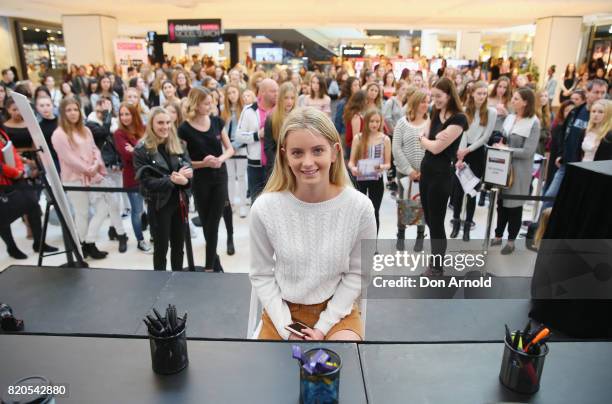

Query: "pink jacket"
left=51, top=126, right=106, bottom=185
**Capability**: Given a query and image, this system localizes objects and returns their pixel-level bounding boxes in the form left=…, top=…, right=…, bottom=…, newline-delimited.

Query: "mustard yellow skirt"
left=258, top=299, right=363, bottom=340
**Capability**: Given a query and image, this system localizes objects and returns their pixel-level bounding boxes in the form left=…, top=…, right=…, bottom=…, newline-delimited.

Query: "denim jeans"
left=541, top=165, right=565, bottom=211
left=127, top=192, right=144, bottom=241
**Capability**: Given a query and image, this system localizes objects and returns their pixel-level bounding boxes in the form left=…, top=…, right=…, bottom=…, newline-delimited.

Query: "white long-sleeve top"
left=249, top=187, right=377, bottom=339
left=392, top=117, right=428, bottom=176
left=459, top=106, right=497, bottom=152
left=235, top=103, right=261, bottom=164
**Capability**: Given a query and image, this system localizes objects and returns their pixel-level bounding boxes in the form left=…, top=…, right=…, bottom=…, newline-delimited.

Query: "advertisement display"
left=114, top=39, right=148, bottom=76
left=167, top=19, right=222, bottom=45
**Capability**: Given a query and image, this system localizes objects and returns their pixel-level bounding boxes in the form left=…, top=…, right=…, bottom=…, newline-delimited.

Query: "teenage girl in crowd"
left=148, top=71, right=166, bottom=107
left=174, top=70, right=191, bottom=99
left=250, top=106, right=376, bottom=341
left=343, top=90, right=367, bottom=159
left=264, top=82, right=297, bottom=178
left=545, top=100, right=574, bottom=192
left=365, top=82, right=382, bottom=110
left=221, top=84, right=248, bottom=218
left=161, top=81, right=179, bottom=105
left=90, top=75, right=120, bottom=114
left=559, top=63, right=577, bottom=103
left=452, top=81, right=497, bottom=241
left=42, top=74, right=63, bottom=111
left=382, top=80, right=410, bottom=134
left=535, top=89, right=552, bottom=155
left=491, top=88, right=540, bottom=255
left=582, top=100, right=612, bottom=161
left=134, top=107, right=192, bottom=271
left=418, top=78, right=468, bottom=275
left=35, top=96, right=60, bottom=170
left=382, top=71, right=396, bottom=100
left=480, top=76, right=512, bottom=205
left=392, top=90, right=429, bottom=251
left=124, top=87, right=149, bottom=124
left=164, top=99, right=184, bottom=130
left=114, top=102, right=151, bottom=253
left=302, top=74, right=331, bottom=117
left=348, top=109, right=391, bottom=233
left=52, top=97, right=127, bottom=259
left=334, top=76, right=361, bottom=136
left=179, top=87, right=234, bottom=272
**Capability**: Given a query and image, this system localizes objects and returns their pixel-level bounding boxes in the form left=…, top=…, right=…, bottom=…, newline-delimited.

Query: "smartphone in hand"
left=285, top=321, right=309, bottom=338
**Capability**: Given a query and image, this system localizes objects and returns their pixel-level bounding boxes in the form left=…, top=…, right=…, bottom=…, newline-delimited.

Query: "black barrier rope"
left=498, top=194, right=555, bottom=202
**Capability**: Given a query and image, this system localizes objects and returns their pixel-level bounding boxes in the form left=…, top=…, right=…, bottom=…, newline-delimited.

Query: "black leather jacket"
left=133, top=142, right=192, bottom=210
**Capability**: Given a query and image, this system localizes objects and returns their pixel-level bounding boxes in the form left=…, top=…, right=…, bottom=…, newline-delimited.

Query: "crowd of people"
left=1, top=55, right=611, bottom=277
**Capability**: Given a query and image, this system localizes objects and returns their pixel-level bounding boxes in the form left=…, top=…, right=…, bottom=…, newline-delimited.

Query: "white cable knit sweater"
left=249, top=186, right=377, bottom=339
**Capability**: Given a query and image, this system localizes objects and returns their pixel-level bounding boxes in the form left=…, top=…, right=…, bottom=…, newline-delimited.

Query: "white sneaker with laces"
left=137, top=240, right=153, bottom=254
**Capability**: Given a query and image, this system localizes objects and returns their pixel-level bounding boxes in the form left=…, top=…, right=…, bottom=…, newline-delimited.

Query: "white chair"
left=246, top=286, right=367, bottom=340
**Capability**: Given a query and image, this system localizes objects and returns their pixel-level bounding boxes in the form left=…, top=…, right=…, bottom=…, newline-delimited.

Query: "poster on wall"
left=114, top=39, right=149, bottom=77
left=167, top=19, right=222, bottom=45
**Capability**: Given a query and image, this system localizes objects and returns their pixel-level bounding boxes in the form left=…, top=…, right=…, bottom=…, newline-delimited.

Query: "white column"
left=533, top=16, right=582, bottom=106
left=456, top=30, right=481, bottom=60
left=420, top=30, right=438, bottom=58
left=398, top=36, right=412, bottom=57
left=62, top=15, right=117, bottom=67
left=0, top=17, right=19, bottom=74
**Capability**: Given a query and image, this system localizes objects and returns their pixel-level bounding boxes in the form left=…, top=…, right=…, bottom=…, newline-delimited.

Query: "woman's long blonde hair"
left=465, top=81, right=489, bottom=126
left=406, top=89, right=428, bottom=122
left=58, top=96, right=85, bottom=144
left=587, top=99, right=612, bottom=142
left=264, top=107, right=350, bottom=193
left=143, top=107, right=184, bottom=154
left=270, top=82, right=297, bottom=143
left=221, top=84, right=243, bottom=123
left=356, top=108, right=383, bottom=160
left=184, top=86, right=211, bottom=121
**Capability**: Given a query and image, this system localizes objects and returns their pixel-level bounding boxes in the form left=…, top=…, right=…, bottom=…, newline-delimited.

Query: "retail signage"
left=113, top=39, right=148, bottom=76
left=167, top=19, right=222, bottom=45
left=342, top=46, right=365, bottom=58
left=484, top=146, right=513, bottom=188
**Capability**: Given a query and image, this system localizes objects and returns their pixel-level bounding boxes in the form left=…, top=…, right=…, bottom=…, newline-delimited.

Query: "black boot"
left=82, top=242, right=108, bottom=259
left=33, top=242, right=59, bottom=253
left=117, top=233, right=128, bottom=253
left=1, top=227, right=27, bottom=259
left=214, top=254, right=224, bottom=273
left=7, top=247, right=27, bottom=260
left=227, top=234, right=235, bottom=256
left=450, top=219, right=461, bottom=238
left=108, top=226, right=118, bottom=240
left=462, top=222, right=470, bottom=242
left=478, top=191, right=486, bottom=206
left=413, top=226, right=425, bottom=252
left=396, top=228, right=405, bottom=250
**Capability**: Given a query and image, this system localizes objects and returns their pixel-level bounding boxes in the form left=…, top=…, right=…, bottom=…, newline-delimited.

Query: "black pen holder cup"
left=299, top=348, right=342, bottom=404
left=499, top=340, right=548, bottom=394
left=149, top=328, right=189, bottom=375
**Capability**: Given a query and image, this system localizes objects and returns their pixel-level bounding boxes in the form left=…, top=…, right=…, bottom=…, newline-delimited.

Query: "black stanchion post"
left=179, top=190, right=204, bottom=272
left=482, top=187, right=499, bottom=275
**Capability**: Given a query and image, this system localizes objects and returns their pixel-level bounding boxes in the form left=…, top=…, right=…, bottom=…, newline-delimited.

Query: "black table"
left=359, top=342, right=612, bottom=404
left=0, top=335, right=367, bottom=404
left=0, top=266, right=250, bottom=338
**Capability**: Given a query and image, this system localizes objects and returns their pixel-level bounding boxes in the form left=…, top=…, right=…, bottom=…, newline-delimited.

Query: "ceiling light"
left=57, top=30, right=62, bottom=34
left=46, top=29, right=51, bottom=33
left=609, top=25, right=612, bottom=34
left=35, top=28, right=40, bottom=32
left=22, top=27, right=27, bottom=31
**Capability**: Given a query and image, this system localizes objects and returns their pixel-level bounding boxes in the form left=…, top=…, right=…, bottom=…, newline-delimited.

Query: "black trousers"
left=420, top=169, right=451, bottom=265
left=193, top=177, right=227, bottom=269
left=495, top=199, right=523, bottom=240
left=0, top=187, right=42, bottom=251
left=149, top=194, right=184, bottom=271
left=357, top=178, right=384, bottom=232
left=451, top=146, right=485, bottom=223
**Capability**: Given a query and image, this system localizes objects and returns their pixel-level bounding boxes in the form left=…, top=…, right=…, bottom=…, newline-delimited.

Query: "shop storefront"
left=586, top=24, right=612, bottom=72
left=13, top=19, right=66, bottom=84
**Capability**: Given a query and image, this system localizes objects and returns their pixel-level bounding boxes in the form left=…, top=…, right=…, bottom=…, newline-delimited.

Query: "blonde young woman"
left=348, top=108, right=392, bottom=233
left=178, top=87, right=234, bottom=272
left=173, top=70, right=192, bottom=99
left=582, top=99, right=612, bottom=161
left=52, top=97, right=127, bottom=259
left=392, top=90, right=430, bottom=251
left=133, top=107, right=193, bottom=271
left=222, top=84, right=248, bottom=220
left=365, top=82, right=382, bottom=110
left=264, top=82, right=297, bottom=178
left=250, top=107, right=376, bottom=341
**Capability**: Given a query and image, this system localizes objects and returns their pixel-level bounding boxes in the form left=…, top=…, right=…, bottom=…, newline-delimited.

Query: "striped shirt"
left=392, top=117, right=427, bottom=175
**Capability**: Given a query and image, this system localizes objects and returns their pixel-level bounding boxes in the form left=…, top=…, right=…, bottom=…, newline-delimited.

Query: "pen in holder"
left=145, top=305, right=189, bottom=375
left=499, top=338, right=549, bottom=394
left=298, top=348, right=342, bottom=404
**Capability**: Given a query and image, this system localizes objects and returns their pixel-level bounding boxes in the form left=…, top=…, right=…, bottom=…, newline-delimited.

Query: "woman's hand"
left=170, top=172, right=188, bottom=185
left=125, top=144, right=134, bottom=153
left=456, top=148, right=469, bottom=161
left=302, top=327, right=325, bottom=341
left=350, top=166, right=360, bottom=177
left=178, top=166, right=193, bottom=179
left=493, top=142, right=508, bottom=150
left=455, top=160, right=465, bottom=170
left=288, top=333, right=304, bottom=341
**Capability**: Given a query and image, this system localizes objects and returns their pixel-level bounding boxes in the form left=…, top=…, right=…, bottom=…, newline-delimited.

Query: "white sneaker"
left=137, top=240, right=153, bottom=254
left=239, top=206, right=248, bottom=218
